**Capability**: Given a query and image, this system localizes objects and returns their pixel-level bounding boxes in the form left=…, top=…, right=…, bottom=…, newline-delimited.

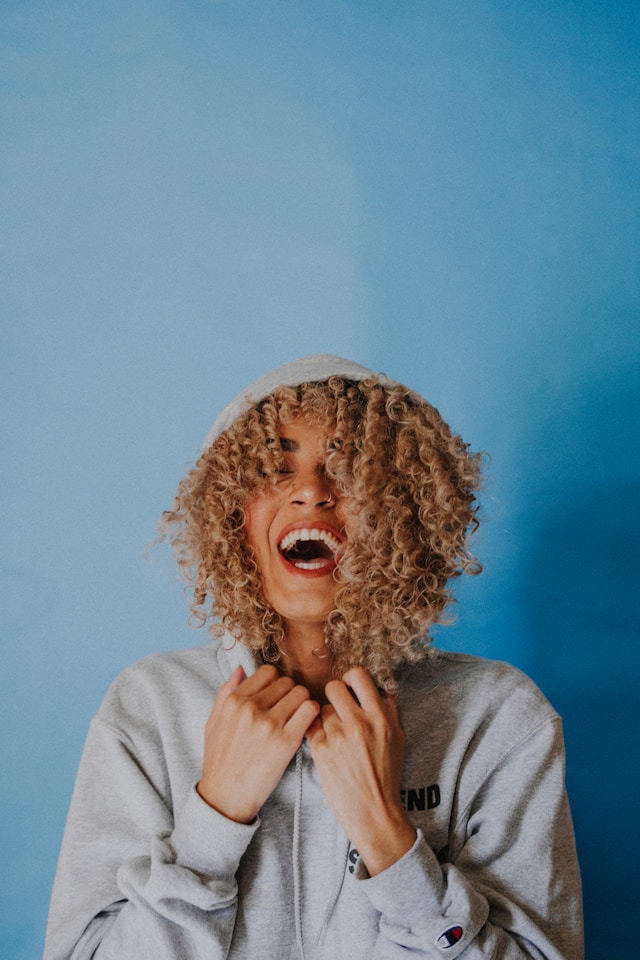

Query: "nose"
left=289, top=465, right=334, bottom=508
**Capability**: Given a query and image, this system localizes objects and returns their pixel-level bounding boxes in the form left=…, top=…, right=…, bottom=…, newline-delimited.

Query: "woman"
left=45, top=355, right=583, bottom=959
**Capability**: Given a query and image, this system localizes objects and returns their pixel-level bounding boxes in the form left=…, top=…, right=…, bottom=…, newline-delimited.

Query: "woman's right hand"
left=197, top=663, right=319, bottom=823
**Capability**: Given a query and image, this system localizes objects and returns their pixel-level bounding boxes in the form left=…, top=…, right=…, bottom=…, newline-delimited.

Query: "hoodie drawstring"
left=293, top=746, right=305, bottom=959
left=292, top=745, right=351, bottom=959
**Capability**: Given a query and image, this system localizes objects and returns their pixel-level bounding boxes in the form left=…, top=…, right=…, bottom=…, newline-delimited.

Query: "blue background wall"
left=2, top=2, right=638, bottom=957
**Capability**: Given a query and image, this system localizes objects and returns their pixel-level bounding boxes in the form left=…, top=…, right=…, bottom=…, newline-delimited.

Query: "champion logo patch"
left=435, top=925, right=464, bottom=950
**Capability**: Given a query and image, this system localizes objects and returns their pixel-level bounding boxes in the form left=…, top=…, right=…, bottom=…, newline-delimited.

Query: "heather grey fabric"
left=44, top=639, right=583, bottom=960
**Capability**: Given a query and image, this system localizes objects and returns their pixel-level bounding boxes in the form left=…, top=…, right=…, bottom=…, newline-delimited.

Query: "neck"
left=279, top=621, right=334, bottom=703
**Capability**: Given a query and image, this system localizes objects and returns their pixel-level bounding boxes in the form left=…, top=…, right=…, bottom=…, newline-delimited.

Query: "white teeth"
left=278, top=527, right=342, bottom=555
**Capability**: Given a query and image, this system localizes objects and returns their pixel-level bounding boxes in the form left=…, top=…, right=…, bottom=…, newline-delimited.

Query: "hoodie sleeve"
left=43, top=715, right=259, bottom=960
left=357, top=716, right=583, bottom=960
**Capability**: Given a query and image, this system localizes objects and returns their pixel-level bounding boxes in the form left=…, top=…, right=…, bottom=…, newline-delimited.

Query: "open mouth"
left=278, top=526, right=343, bottom=572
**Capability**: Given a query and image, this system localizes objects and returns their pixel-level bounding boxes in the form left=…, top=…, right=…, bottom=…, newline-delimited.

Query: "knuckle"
left=349, top=720, right=368, bottom=745
left=236, top=696, right=259, bottom=723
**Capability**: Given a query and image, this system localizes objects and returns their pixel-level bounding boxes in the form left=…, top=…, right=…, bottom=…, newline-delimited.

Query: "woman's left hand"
left=306, top=666, right=417, bottom=876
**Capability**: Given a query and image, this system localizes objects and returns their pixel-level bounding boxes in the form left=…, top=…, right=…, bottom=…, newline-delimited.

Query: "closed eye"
left=275, top=468, right=294, bottom=483
left=257, top=467, right=292, bottom=479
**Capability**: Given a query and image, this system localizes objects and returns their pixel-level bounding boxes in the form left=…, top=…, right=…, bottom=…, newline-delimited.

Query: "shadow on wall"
left=522, top=367, right=640, bottom=958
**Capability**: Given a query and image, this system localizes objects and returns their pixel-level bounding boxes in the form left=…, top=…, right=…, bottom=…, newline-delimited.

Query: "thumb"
left=217, top=665, right=246, bottom=703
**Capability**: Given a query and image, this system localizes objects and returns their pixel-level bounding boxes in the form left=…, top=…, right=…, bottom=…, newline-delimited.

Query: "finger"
left=325, top=667, right=382, bottom=718
left=268, top=682, right=313, bottom=724
left=341, top=667, right=383, bottom=713
left=305, top=714, right=324, bottom=745
left=283, top=697, right=321, bottom=742
left=323, top=679, right=360, bottom=720
left=216, top=665, right=247, bottom=706
left=319, top=702, right=338, bottom=724
left=254, top=673, right=297, bottom=710
left=234, top=662, right=281, bottom=697
left=213, top=664, right=280, bottom=718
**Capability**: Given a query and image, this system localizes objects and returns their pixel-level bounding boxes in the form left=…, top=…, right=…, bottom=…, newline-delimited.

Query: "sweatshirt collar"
left=215, top=635, right=260, bottom=681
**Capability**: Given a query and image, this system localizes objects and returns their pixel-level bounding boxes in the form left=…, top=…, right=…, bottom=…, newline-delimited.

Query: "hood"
left=201, top=354, right=377, bottom=452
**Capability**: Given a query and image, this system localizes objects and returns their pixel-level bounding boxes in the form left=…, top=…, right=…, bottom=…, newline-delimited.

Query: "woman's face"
left=244, top=419, right=344, bottom=639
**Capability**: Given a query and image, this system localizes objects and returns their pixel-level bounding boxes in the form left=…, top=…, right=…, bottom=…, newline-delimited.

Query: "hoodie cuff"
left=170, top=785, right=260, bottom=880
left=356, top=831, right=488, bottom=957
left=355, top=830, right=445, bottom=912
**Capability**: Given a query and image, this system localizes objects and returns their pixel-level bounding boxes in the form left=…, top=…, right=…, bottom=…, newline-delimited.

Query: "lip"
left=276, top=520, right=345, bottom=578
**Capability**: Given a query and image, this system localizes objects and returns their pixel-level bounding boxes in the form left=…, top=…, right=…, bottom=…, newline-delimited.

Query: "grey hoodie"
left=44, top=357, right=583, bottom=960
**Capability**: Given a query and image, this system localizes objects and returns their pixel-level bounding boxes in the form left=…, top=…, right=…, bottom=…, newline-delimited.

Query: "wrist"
left=196, top=781, right=258, bottom=825
left=351, top=806, right=417, bottom=877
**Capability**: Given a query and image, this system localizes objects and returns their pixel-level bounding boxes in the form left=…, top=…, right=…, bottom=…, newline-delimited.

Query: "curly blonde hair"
left=161, top=375, right=482, bottom=691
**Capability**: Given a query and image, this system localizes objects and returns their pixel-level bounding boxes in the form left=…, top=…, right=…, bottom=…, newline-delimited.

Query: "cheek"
left=243, top=495, right=276, bottom=560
